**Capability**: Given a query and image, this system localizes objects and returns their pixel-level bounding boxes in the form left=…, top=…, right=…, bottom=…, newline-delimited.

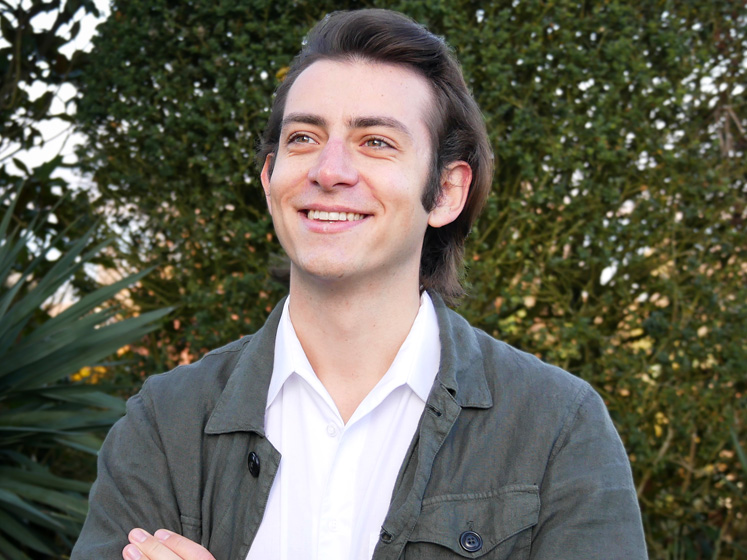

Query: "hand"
left=123, top=528, right=215, bottom=560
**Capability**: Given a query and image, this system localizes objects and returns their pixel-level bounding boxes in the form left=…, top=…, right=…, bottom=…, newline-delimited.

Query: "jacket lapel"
left=202, top=298, right=286, bottom=558
left=374, top=293, right=493, bottom=559
left=204, top=298, right=286, bottom=436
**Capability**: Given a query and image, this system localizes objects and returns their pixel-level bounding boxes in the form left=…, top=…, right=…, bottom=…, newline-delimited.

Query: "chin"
left=291, top=259, right=354, bottom=282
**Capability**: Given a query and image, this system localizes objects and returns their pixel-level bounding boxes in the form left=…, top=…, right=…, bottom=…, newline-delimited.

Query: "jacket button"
left=459, top=530, right=483, bottom=553
left=248, top=451, right=260, bottom=477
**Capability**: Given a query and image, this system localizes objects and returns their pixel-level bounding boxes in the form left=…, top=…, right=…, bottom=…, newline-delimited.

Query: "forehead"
left=283, top=59, right=435, bottom=136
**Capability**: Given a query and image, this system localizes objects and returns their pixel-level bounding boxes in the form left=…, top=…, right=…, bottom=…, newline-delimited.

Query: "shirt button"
left=328, top=518, right=338, bottom=532
left=326, top=424, right=338, bottom=437
left=248, top=451, right=260, bottom=477
left=459, top=530, right=483, bottom=553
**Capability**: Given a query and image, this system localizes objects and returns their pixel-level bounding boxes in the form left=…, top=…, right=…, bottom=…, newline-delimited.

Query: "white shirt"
left=246, top=293, right=441, bottom=560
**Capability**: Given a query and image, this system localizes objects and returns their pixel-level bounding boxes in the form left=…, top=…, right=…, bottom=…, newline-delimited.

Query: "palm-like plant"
left=0, top=188, right=171, bottom=559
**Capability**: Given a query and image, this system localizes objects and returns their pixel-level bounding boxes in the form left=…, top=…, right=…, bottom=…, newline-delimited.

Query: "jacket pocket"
left=404, top=484, right=539, bottom=559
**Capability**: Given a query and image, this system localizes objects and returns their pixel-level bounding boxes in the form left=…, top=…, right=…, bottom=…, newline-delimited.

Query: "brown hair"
left=258, top=9, right=493, bottom=306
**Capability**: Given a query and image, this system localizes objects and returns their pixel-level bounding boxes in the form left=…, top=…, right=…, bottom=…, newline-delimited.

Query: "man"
left=73, top=9, right=647, bottom=560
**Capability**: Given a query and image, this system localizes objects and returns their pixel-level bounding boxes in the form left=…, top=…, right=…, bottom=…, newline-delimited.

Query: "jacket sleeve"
left=71, top=384, right=183, bottom=559
left=530, top=386, right=648, bottom=559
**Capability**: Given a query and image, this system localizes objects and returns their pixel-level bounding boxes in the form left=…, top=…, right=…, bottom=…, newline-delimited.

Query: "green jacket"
left=72, top=295, right=647, bottom=559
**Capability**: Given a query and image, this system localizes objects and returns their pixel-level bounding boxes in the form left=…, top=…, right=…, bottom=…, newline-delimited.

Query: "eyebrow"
left=349, top=116, right=413, bottom=139
left=281, top=113, right=326, bottom=129
left=281, top=112, right=413, bottom=140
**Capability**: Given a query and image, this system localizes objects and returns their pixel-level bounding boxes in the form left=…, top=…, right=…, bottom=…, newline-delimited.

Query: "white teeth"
left=307, top=210, right=364, bottom=221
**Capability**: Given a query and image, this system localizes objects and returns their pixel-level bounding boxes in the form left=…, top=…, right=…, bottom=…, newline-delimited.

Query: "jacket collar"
left=429, top=293, right=493, bottom=409
left=205, top=291, right=492, bottom=435
left=204, top=298, right=285, bottom=436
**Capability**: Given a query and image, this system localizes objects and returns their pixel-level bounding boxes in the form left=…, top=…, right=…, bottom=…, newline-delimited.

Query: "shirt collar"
left=266, top=297, right=308, bottom=408
left=390, top=291, right=440, bottom=402
left=204, top=291, right=492, bottom=437
left=266, top=293, right=440, bottom=410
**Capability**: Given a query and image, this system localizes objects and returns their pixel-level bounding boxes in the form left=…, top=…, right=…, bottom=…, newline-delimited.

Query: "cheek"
left=265, top=174, right=292, bottom=208
left=270, top=157, right=307, bottom=192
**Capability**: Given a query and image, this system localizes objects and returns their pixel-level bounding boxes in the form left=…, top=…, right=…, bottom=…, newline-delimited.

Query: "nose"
left=308, top=139, right=358, bottom=189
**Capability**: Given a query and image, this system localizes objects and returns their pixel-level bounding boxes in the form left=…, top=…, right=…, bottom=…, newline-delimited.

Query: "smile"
left=306, top=210, right=366, bottom=222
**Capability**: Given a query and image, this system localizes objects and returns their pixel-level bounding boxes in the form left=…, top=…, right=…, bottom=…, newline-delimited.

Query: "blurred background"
left=1, top=0, right=745, bottom=558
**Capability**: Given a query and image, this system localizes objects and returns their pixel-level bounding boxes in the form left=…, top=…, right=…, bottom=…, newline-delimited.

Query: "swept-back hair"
left=258, top=9, right=493, bottom=306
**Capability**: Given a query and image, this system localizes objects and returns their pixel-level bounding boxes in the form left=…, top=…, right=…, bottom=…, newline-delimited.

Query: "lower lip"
left=300, top=211, right=369, bottom=233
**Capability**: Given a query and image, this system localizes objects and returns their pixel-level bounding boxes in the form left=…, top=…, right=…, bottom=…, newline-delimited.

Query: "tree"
left=1, top=0, right=105, bottom=301
left=75, top=0, right=298, bottom=370
left=76, top=0, right=746, bottom=556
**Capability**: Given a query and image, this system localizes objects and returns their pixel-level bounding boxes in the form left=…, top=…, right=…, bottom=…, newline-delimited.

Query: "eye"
left=364, top=136, right=393, bottom=149
left=288, top=133, right=316, bottom=145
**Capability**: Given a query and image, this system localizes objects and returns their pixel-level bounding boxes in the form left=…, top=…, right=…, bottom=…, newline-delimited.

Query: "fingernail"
left=131, top=528, right=148, bottom=543
left=155, top=529, right=172, bottom=541
left=124, top=545, right=142, bottom=560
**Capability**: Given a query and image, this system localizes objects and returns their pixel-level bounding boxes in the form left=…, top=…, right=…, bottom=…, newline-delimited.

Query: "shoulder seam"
left=161, top=335, right=253, bottom=376
left=204, top=335, right=254, bottom=357
left=546, top=381, right=593, bottom=465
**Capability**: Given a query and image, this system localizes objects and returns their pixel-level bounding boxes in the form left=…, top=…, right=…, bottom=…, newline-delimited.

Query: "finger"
left=124, top=528, right=183, bottom=560
left=153, top=529, right=215, bottom=560
left=123, top=544, right=142, bottom=560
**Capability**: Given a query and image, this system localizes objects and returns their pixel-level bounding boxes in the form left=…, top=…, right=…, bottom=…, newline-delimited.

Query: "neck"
left=287, top=271, right=423, bottom=422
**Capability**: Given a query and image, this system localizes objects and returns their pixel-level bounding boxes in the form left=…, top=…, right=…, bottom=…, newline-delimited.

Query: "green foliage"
left=76, top=0, right=315, bottom=369
left=76, top=0, right=746, bottom=557
left=448, top=3, right=747, bottom=556
left=0, top=187, right=172, bottom=559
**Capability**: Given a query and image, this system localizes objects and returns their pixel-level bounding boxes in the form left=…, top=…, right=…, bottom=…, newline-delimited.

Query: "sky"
left=2, top=0, right=112, bottom=302
left=3, top=0, right=111, bottom=189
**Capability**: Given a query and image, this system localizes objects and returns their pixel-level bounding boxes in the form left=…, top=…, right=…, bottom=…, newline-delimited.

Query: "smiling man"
left=72, top=9, right=647, bottom=560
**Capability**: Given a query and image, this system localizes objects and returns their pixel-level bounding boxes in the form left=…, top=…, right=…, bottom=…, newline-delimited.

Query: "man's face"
left=261, top=59, right=439, bottom=287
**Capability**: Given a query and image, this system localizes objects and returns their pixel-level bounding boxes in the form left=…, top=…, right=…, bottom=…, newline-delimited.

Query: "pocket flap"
left=408, top=484, right=539, bottom=557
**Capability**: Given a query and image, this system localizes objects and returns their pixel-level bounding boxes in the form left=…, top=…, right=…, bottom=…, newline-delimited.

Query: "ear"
left=260, top=153, right=274, bottom=216
left=427, top=161, right=472, bottom=228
